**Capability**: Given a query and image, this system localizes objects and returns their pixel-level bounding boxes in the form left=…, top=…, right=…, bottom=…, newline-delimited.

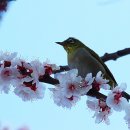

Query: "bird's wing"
left=84, top=46, right=117, bottom=86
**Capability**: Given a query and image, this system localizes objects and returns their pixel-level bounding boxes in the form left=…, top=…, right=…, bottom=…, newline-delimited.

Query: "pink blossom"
left=43, top=62, right=60, bottom=75
left=16, top=61, right=33, bottom=79
left=0, top=51, right=17, bottom=61
left=50, top=69, right=82, bottom=108
left=0, top=67, right=17, bottom=81
left=106, top=83, right=128, bottom=111
left=87, top=98, right=112, bottom=125
left=30, top=60, right=46, bottom=82
left=50, top=87, right=80, bottom=108
left=55, top=69, right=82, bottom=97
left=92, top=71, right=110, bottom=91
left=0, top=67, right=17, bottom=93
left=14, top=82, right=45, bottom=101
left=79, top=73, right=94, bottom=95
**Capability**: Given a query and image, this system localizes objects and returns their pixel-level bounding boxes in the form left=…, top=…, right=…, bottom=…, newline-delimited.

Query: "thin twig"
left=53, top=66, right=70, bottom=74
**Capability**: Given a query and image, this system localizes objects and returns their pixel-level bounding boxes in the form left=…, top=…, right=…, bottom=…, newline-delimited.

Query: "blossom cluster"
left=49, top=69, right=130, bottom=129
left=86, top=84, right=129, bottom=127
left=0, top=51, right=130, bottom=129
left=50, top=69, right=110, bottom=108
left=0, top=51, right=59, bottom=101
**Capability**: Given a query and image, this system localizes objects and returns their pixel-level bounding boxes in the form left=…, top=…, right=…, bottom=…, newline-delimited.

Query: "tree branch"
left=101, top=48, right=130, bottom=62
left=39, top=74, right=59, bottom=85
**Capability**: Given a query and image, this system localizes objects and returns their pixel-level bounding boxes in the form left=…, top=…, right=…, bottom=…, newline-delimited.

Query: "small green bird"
left=56, top=37, right=117, bottom=88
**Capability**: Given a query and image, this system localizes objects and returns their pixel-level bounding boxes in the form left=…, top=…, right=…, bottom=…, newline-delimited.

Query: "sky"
left=0, top=0, right=130, bottom=130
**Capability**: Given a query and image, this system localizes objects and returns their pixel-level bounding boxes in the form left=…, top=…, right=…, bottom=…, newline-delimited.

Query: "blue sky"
left=0, top=0, right=130, bottom=130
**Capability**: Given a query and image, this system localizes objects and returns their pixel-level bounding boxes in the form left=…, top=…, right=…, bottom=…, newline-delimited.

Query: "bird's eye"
left=67, top=38, right=75, bottom=43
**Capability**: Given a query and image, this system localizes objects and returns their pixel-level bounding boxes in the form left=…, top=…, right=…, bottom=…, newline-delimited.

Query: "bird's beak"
left=55, top=42, right=65, bottom=46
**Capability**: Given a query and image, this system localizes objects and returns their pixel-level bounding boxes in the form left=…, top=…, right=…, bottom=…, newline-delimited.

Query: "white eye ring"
left=68, top=38, right=74, bottom=43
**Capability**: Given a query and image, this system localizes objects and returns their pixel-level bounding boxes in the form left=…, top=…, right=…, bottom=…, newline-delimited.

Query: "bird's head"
left=56, top=37, right=84, bottom=53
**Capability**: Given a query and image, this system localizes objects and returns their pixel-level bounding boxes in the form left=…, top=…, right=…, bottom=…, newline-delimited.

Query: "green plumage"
left=56, top=37, right=117, bottom=88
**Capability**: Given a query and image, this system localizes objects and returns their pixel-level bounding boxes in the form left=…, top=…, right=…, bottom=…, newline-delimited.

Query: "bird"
left=56, top=37, right=117, bottom=88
